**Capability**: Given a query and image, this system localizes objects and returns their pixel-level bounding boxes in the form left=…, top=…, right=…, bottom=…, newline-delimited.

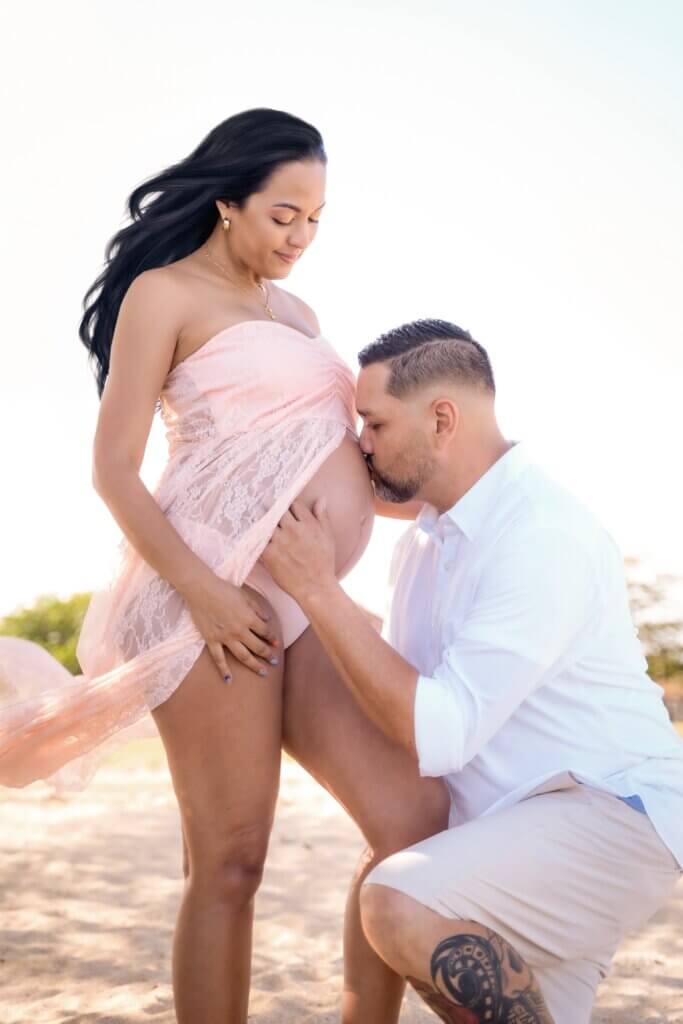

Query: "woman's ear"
left=215, top=198, right=238, bottom=215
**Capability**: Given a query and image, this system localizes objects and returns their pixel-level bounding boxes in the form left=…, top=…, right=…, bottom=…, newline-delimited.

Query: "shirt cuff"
left=414, top=673, right=464, bottom=777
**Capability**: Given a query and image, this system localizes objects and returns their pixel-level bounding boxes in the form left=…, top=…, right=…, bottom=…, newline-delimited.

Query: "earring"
left=223, top=218, right=231, bottom=231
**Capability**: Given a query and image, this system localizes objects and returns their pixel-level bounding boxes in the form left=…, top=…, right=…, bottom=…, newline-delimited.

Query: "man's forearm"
left=299, top=580, right=418, bottom=756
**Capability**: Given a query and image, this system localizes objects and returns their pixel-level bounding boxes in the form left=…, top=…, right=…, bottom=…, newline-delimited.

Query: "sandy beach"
left=1, top=739, right=681, bottom=1024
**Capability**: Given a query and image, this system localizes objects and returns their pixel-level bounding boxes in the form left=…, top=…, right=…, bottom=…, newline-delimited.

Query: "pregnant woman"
left=0, top=109, right=447, bottom=1023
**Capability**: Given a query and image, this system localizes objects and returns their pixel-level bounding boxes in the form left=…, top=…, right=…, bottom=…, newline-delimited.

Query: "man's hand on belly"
left=261, top=498, right=419, bottom=757
left=259, top=498, right=336, bottom=603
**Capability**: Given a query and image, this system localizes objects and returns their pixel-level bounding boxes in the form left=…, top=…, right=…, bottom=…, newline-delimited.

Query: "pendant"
left=258, top=281, right=277, bottom=320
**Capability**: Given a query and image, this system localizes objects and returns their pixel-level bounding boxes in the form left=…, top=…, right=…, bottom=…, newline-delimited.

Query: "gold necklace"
left=203, top=247, right=278, bottom=321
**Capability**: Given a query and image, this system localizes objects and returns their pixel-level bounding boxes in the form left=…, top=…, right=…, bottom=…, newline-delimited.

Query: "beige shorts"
left=364, top=782, right=680, bottom=1024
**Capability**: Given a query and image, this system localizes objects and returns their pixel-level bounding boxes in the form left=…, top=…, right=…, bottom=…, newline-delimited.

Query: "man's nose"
left=359, top=427, right=373, bottom=455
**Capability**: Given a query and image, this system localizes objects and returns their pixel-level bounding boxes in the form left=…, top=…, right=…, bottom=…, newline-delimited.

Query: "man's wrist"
left=296, top=574, right=342, bottom=614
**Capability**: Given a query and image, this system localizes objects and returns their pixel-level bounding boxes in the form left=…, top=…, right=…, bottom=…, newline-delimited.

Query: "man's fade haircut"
left=357, top=318, right=495, bottom=399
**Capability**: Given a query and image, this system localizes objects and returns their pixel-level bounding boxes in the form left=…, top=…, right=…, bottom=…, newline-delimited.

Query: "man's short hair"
left=357, top=318, right=495, bottom=398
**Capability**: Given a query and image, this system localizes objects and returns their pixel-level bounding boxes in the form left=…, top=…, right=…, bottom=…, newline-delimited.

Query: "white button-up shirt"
left=383, top=442, right=683, bottom=868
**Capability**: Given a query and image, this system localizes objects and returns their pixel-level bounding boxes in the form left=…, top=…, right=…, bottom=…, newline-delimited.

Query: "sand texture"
left=1, top=743, right=681, bottom=1023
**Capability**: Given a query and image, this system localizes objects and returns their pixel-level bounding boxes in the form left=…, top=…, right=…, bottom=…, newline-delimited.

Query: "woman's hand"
left=182, top=573, right=280, bottom=681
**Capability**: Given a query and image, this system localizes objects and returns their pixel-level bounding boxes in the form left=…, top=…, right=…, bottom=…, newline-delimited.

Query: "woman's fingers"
left=227, top=640, right=272, bottom=678
left=252, top=604, right=273, bottom=625
left=247, top=631, right=280, bottom=665
left=207, top=642, right=233, bottom=683
left=207, top=635, right=275, bottom=681
left=249, top=613, right=280, bottom=648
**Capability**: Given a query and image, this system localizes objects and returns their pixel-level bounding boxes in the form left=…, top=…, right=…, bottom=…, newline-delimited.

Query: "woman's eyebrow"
left=272, top=201, right=326, bottom=212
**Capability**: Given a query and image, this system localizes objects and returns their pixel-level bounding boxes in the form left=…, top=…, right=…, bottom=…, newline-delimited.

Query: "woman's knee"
left=185, top=821, right=273, bottom=907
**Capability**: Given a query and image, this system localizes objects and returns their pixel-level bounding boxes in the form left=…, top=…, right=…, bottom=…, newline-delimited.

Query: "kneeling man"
left=260, top=318, right=683, bottom=1024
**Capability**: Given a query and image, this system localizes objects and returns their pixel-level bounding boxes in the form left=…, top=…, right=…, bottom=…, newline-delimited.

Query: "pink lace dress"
left=0, top=320, right=359, bottom=789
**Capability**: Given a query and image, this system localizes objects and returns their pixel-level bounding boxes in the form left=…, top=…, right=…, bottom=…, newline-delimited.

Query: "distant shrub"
left=0, top=593, right=92, bottom=675
left=627, top=563, right=683, bottom=684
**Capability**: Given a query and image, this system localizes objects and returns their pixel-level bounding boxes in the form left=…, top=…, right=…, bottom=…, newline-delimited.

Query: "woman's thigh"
left=152, top=585, right=284, bottom=869
left=282, top=625, right=449, bottom=853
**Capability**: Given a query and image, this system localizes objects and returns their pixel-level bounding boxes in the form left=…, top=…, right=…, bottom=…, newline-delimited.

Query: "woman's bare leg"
left=282, top=625, right=450, bottom=1024
left=152, top=587, right=283, bottom=1024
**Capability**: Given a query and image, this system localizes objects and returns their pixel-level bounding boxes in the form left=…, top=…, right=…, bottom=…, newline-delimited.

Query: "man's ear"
left=433, top=397, right=459, bottom=441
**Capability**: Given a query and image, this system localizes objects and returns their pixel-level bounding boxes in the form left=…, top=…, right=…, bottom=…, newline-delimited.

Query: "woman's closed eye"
left=272, top=218, right=320, bottom=226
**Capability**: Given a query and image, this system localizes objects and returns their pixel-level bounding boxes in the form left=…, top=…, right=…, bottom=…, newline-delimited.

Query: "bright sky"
left=1, top=0, right=681, bottom=618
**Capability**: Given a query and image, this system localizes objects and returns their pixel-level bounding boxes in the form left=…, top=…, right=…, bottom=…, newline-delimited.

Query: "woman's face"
left=219, top=158, right=326, bottom=279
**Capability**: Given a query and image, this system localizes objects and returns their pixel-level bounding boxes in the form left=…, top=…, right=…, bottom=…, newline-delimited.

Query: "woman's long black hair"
left=79, top=108, right=326, bottom=397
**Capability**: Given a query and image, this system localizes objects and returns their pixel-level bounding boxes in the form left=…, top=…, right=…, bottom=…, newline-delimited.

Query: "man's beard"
left=367, top=450, right=434, bottom=503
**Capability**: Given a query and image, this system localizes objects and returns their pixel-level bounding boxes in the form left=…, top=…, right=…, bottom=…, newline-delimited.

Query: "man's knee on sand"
left=359, top=872, right=495, bottom=977
left=360, top=880, right=427, bottom=975
left=360, top=880, right=558, bottom=1024
left=359, top=842, right=451, bottom=973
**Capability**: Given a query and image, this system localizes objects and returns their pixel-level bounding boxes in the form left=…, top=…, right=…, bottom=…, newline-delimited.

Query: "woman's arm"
left=92, top=269, right=211, bottom=596
left=373, top=496, right=424, bottom=520
left=91, top=269, right=278, bottom=677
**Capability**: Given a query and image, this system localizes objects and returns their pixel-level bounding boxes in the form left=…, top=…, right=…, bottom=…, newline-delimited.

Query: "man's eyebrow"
left=356, top=409, right=372, bottom=418
left=272, top=201, right=326, bottom=212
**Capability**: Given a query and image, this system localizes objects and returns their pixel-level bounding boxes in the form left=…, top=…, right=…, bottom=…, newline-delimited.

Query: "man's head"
left=356, top=319, right=499, bottom=508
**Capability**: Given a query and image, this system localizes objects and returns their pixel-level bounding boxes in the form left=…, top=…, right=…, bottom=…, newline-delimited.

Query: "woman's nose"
left=288, top=225, right=310, bottom=250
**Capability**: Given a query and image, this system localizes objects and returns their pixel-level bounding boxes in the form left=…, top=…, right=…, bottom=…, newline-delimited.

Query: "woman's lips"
left=276, top=252, right=298, bottom=264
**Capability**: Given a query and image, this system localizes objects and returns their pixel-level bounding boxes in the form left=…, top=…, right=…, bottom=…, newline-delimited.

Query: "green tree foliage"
left=626, top=559, right=683, bottom=699
left=0, top=563, right=681, bottom=689
left=0, top=593, right=91, bottom=675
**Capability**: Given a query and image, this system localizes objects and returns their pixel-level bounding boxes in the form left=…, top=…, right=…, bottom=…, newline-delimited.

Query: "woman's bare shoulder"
left=110, top=266, right=194, bottom=385
left=274, top=284, right=321, bottom=335
left=124, top=262, right=194, bottom=305
left=118, top=264, right=200, bottom=346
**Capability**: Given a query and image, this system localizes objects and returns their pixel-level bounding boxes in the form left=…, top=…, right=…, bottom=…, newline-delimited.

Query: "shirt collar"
left=417, top=441, right=530, bottom=544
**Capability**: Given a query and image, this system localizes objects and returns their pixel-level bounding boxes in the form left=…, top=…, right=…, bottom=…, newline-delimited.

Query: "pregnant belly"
left=294, top=431, right=375, bottom=579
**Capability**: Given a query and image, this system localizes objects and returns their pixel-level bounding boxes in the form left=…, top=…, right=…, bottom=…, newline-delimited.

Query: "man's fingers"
left=313, top=496, right=328, bottom=520
left=278, top=507, right=297, bottom=527
left=276, top=500, right=319, bottom=529
left=289, top=501, right=304, bottom=522
left=291, top=500, right=316, bottom=523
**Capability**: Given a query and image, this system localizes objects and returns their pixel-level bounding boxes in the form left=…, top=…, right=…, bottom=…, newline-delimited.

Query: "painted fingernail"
left=224, top=674, right=232, bottom=684
left=269, top=657, right=279, bottom=666
left=259, top=668, right=268, bottom=677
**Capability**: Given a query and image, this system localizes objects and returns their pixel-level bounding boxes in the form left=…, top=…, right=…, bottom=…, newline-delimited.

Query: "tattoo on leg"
left=406, top=928, right=554, bottom=1023
left=407, top=974, right=478, bottom=1023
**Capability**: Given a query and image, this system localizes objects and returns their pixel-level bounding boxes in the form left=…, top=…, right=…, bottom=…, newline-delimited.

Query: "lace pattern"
left=0, top=322, right=360, bottom=788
